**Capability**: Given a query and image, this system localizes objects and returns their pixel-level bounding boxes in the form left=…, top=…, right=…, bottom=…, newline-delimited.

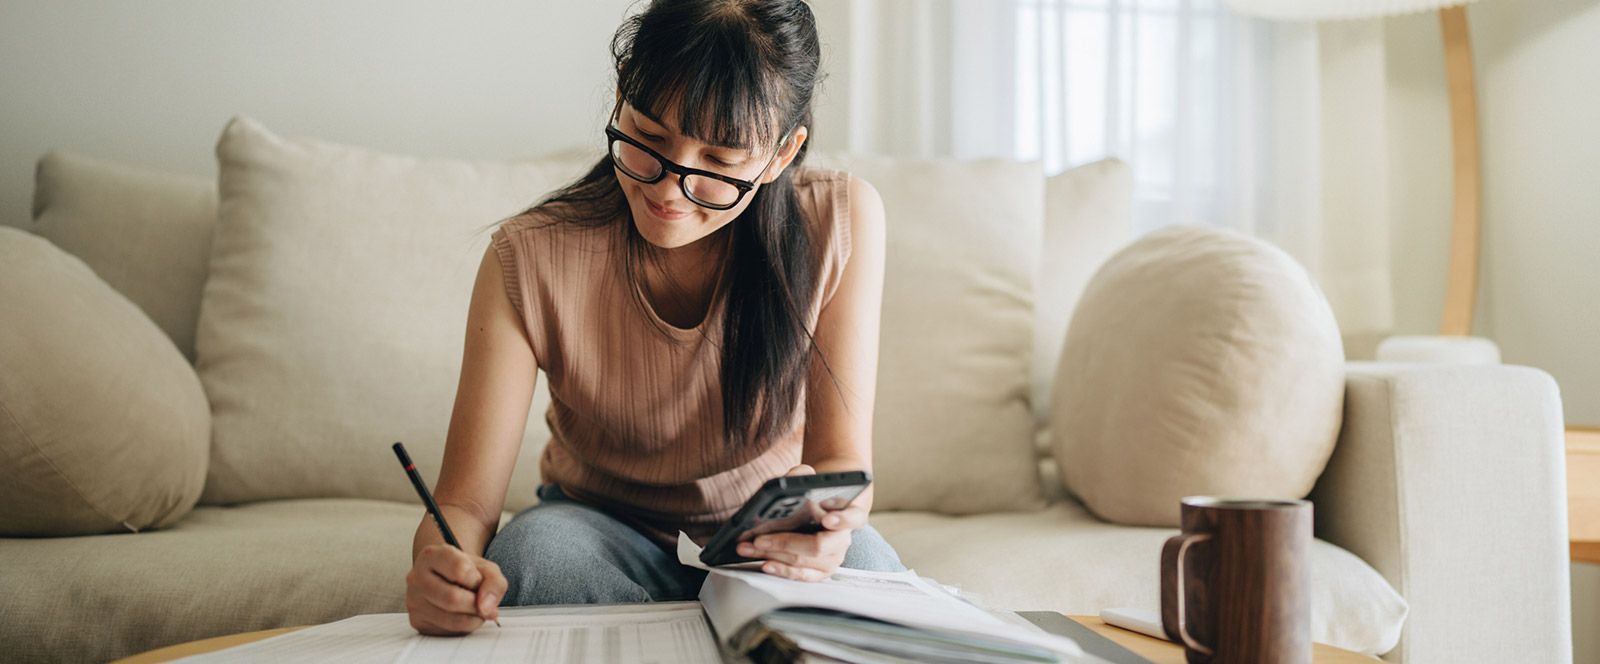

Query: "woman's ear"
left=762, top=126, right=808, bottom=184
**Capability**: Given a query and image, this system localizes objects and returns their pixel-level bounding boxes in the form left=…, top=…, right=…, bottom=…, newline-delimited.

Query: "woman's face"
left=612, top=101, right=805, bottom=252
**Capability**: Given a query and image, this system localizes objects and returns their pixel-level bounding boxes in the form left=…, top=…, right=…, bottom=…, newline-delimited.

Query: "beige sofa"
left=0, top=117, right=1572, bottom=664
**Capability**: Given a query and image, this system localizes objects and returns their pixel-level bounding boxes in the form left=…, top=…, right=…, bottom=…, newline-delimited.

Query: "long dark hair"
left=508, top=0, right=827, bottom=451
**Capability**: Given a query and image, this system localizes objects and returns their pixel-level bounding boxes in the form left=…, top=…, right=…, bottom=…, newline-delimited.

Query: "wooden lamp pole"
left=1438, top=6, right=1481, bottom=336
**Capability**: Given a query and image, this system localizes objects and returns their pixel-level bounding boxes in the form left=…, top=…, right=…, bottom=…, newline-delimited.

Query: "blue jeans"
left=485, top=485, right=907, bottom=606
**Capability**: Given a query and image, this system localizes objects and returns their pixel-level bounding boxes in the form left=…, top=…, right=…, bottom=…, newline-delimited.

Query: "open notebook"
left=168, top=536, right=1097, bottom=664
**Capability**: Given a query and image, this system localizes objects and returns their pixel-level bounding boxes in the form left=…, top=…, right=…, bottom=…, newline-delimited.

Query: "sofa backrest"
left=27, top=119, right=1131, bottom=514
left=31, top=151, right=218, bottom=364
left=808, top=153, right=1047, bottom=512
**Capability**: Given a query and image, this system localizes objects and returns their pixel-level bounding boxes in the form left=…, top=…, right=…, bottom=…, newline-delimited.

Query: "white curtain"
left=810, top=0, right=1394, bottom=335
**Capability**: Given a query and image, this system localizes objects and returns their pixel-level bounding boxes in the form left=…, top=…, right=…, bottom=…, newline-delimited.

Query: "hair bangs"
left=617, top=11, right=786, bottom=151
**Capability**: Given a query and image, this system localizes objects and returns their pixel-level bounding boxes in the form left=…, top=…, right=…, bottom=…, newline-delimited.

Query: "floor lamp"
left=1223, top=0, right=1498, bottom=364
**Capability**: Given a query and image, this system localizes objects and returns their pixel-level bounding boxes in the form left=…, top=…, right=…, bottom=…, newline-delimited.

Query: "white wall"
left=0, top=0, right=639, bottom=230
left=1384, top=2, right=1600, bottom=661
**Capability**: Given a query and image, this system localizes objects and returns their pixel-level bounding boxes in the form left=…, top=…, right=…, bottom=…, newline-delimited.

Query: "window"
left=1014, top=0, right=1275, bottom=235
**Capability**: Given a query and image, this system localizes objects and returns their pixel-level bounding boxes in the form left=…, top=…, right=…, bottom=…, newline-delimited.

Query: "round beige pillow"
left=0, top=227, right=209, bottom=535
left=1052, top=225, right=1344, bottom=527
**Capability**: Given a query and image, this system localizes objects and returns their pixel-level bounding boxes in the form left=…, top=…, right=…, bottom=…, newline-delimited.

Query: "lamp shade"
left=1222, top=0, right=1478, bottom=20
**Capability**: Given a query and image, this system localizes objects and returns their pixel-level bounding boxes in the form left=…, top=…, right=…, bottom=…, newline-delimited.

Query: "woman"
left=404, top=0, right=900, bottom=636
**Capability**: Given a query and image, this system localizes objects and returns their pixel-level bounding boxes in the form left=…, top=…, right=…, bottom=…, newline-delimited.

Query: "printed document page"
left=396, top=602, right=720, bottom=664
left=169, top=602, right=720, bottom=664
left=170, top=612, right=414, bottom=664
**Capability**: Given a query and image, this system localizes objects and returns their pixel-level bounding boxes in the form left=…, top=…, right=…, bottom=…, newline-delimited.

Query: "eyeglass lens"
left=609, top=140, right=743, bottom=207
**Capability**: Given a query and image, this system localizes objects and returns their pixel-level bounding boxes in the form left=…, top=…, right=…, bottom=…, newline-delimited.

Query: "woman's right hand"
left=405, top=543, right=508, bottom=635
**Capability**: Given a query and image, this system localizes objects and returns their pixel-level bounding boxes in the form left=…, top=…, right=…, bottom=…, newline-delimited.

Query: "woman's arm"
left=802, top=173, right=888, bottom=501
left=412, top=243, right=540, bottom=558
left=405, top=242, right=536, bottom=634
left=743, top=173, right=888, bottom=581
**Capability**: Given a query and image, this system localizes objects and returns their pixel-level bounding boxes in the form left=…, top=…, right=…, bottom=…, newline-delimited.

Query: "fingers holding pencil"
left=473, top=557, right=508, bottom=626
left=438, top=548, right=507, bottom=627
left=407, top=545, right=507, bottom=633
left=394, top=442, right=505, bottom=632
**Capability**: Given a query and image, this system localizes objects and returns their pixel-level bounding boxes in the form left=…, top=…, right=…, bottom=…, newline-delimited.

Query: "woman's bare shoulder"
left=493, top=201, right=616, bottom=243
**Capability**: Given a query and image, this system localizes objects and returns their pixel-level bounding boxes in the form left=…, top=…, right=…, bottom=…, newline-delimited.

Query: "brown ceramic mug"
left=1160, top=497, right=1312, bottom=664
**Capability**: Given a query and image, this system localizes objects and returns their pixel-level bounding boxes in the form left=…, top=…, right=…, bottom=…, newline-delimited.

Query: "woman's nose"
left=650, top=171, right=689, bottom=205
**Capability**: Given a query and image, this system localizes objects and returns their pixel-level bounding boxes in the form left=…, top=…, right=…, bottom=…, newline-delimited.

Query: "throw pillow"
left=0, top=227, right=209, bottom=535
left=1052, top=225, right=1345, bottom=526
left=808, top=153, right=1047, bottom=513
left=30, top=150, right=218, bottom=364
left=197, top=117, right=585, bottom=509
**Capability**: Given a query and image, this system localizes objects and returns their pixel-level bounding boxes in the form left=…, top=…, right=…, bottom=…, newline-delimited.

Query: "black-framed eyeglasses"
left=605, top=124, right=793, bottom=210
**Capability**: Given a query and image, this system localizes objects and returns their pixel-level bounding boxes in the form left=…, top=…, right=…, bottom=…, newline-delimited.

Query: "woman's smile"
left=643, top=193, right=693, bottom=222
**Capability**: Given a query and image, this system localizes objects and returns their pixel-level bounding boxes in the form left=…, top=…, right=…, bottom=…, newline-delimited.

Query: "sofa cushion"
left=0, top=499, right=417, bottom=663
left=808, top=153, right=1046, bottom=513
left=1052, top=225, right=1345, bottom=526
left=197, top=116, right=584, bottom=509
left=30, top=150, right=218, bottom=363
left=0, top=228, right=209, bottom=536
left=871, top=501, right=1407, bottom=656
left=1033, top=158, right=1132, bottom=432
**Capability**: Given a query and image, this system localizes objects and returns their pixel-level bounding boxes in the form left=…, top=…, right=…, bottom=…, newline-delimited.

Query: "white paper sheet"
left=675, top=529, right=763, bottom=572
left=169, top=613, right=416, bottom=664
left=396, top=603, right=719, bottom=664
left=169, top=602, right=720, bottom=664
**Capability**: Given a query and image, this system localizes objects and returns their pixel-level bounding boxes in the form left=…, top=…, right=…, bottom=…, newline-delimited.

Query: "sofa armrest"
left=1310, top=362, right=1572, bottom=664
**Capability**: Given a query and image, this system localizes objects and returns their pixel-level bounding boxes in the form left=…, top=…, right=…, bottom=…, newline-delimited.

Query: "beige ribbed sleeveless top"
left=490, top=166, right=852, bottom=546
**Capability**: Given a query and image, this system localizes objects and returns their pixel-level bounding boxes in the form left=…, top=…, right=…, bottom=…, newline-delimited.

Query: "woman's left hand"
left=735, top=464, right=868, bottom=582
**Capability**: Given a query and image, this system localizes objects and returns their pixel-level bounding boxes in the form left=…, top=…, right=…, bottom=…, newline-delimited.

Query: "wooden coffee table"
left=1063, top=616, right=1378, bottom=663
left=113, top=615, right=1380, bottom=663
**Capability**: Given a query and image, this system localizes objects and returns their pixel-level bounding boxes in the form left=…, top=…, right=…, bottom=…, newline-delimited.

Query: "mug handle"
left=1160, top=532, right=1215, bottom=656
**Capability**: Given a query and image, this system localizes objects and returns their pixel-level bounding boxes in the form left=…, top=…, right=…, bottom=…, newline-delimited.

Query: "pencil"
left=392, top=441, right=501, bottom=627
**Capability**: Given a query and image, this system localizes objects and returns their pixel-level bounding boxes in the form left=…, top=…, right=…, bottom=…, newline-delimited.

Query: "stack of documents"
left=680, top=533, right=1095, bottom=664
left=742, top=610, right=1067, bottom=664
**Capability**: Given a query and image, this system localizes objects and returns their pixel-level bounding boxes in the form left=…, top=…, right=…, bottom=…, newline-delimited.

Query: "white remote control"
left=1099, top=607, right=1172, bottom=642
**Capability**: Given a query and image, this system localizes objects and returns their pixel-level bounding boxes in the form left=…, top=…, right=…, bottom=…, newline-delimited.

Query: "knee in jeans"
left=486, top=514, right=651, bottom=606
left=841, top=525, right=907, bottom=573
